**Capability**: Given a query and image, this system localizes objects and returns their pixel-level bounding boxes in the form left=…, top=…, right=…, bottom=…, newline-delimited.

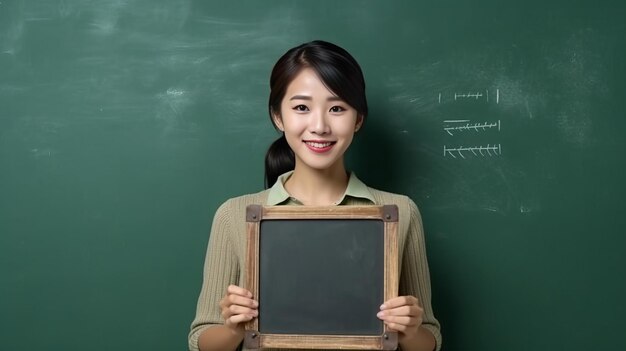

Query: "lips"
left=303, top=140, right=336, bottom=153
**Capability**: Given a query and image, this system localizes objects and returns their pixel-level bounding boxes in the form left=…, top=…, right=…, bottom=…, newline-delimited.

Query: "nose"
left=310, top=110, right=330, bottom=135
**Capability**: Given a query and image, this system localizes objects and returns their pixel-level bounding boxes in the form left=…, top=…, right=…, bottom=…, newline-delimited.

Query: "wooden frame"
left=244, top=205, right=399, bottom=350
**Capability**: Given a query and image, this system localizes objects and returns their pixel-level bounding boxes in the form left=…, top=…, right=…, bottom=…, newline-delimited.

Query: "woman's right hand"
left=219, top=285, right=258, bottom=334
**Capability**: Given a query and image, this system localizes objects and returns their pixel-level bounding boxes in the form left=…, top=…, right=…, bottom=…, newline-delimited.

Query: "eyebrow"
left=289, top=95, right=344, bottom=102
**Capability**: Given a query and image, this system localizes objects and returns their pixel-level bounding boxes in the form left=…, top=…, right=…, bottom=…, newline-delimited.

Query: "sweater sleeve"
left=188, top=200, right=240, bottom=351
left=399, top=198, right=442, bottom=351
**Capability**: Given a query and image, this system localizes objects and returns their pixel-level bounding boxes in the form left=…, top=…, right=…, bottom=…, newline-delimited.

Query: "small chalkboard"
left=244, top=205, right=399, bottom=350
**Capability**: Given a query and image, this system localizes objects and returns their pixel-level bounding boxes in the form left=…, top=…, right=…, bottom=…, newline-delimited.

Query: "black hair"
left=264, top=40, right=368, bottom=188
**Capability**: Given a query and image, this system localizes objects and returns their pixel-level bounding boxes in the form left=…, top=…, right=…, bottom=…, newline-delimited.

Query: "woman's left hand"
left=377, top=295, right=423, bottom=342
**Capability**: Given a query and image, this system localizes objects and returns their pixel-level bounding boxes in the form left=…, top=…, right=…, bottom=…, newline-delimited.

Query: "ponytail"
left=264, top=134, right=295, bottom=189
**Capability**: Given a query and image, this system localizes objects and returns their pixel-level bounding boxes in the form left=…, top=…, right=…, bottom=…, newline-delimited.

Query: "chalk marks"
left=89, top=1, right=129, bottom=35
left=439, top=88, right=504, bottom=159
left=443, top=120, right=500, bottom=136
left=444, top=144, right=502, bottom=159
left=154, top=87, right=196, bottom=135
left=166, top=88, right=184, bottom=96
left=438, top=89, right=500, bottom=104
left=455, top=92, right=483, bottom=100
left=31, top=148, right=54, bottom=158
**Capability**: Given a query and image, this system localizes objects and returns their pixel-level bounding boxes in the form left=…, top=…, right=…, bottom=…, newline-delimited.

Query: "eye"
left=293, top=104, right=309, bottom=112
left=329, top=106, right=346, bottom=113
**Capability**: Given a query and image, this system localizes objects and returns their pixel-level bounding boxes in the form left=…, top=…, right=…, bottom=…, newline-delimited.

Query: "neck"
left=285, top=162, right=349, bottom=206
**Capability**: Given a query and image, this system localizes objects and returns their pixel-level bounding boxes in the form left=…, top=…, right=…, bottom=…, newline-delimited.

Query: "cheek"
left=334, top=120, right=358, bottom=139
left=281, top=113, right=297, bottom=127
left=281, top=114, right=307, bottom=135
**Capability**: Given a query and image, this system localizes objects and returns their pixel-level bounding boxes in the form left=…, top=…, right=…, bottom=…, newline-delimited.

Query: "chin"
left=299, top=158, right=344, bottom=172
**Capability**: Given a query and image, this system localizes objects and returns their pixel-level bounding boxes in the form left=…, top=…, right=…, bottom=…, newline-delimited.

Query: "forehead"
left=284, top=68, right=336, bottom=97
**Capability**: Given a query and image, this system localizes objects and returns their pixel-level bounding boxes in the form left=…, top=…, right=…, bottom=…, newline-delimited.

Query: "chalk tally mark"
left=455, top=92, right=483, bottom=100
left=444, top=144, right=502, bottom=159
left=443, top=120, right=501, bottom=136
left=437, top=89, right=500, bottom=104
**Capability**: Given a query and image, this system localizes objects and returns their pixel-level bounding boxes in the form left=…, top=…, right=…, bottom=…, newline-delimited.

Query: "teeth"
left=306, top=141, right=333, bottom=148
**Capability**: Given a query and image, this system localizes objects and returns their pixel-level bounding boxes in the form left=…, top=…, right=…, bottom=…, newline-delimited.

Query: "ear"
left=355, top=114, right=364, bottom=132
left=271, top=108, right=284, bottom=132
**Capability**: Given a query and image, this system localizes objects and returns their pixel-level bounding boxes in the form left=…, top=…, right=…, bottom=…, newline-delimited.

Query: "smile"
left=303, top=140, right=336, bottom=153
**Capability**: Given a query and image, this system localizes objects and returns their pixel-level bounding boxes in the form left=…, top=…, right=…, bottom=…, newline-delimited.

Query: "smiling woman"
left=271, top=67, right=363, bottom=197
left=264, top=41, right=369, bottom=189
left=188, top=41, right=441, bottom=351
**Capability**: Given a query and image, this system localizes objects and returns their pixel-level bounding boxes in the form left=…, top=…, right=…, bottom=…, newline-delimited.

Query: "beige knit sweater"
left=189, top=178, right=441, bottom=351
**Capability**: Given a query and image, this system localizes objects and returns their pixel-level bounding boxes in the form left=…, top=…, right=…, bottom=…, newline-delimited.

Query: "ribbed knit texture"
left=189, top=187, right=441, bottom=351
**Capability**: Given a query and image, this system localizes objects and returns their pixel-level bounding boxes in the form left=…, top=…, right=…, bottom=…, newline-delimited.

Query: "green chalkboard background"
left=1, top=0, right=625, bottom=350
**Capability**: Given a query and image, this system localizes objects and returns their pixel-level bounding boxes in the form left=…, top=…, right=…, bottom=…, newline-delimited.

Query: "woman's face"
left=273, top=68, right=362, bottom=173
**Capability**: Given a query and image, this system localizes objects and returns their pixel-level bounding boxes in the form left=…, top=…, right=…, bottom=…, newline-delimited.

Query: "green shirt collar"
left=266, top=171, right=375, bottom=205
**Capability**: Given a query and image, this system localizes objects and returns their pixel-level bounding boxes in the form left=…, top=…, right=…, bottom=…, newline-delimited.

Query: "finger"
left=379, top=315, right=419, bottom=327
left=380, top=305, right=423, bottom=317
left=222, top=305, right=255, bottom=320
left=380, top=296, right=419, bottom=310
left=379, top=305, right=413, bottom=317
left=229, top=304, right=258, bottom=317
left=227, top=294, right=258, bottom=309
left=225, top=313, right=255, bottom=327
left=227, top=285, right=253, bottom=298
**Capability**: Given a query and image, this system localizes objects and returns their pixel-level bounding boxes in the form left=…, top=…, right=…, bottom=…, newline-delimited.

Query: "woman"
left=189, top=40, right=441, bottom=351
